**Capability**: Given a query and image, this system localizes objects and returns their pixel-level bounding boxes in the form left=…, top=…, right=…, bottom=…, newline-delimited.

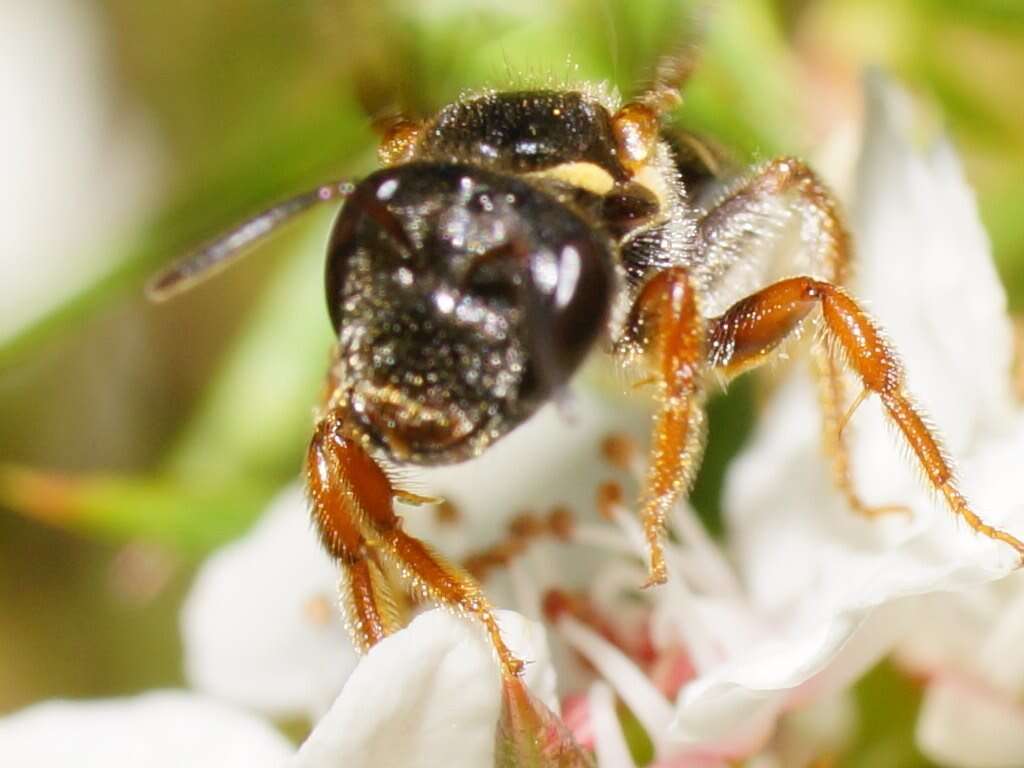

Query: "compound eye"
left=521, top=235, right=614, bottom=401
left=325, top=182, right=419, bottom=334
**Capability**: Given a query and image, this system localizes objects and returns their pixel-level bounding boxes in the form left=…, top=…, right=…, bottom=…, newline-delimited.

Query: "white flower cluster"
left=4, top=74, right=1024, bottom=768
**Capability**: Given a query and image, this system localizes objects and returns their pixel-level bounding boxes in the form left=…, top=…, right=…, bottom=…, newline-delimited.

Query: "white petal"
left=852, top=71, right=1014, bottom=447
left=291, top=609, right=556, bottom=768
left=679, top=366, right=1022, bottom=745
left=181, top=485, right=358, bottom=721
left=775, top=689, right=857, bottom=767
left=672, top=683, right=781, bottom=757
left=904, top=573, right=1024, bottom=766
left=918, top=677, right=1024, bottom=768
left=674, top=73, right=1024, bottom=747
left=0, top=691, right=292, bottom=767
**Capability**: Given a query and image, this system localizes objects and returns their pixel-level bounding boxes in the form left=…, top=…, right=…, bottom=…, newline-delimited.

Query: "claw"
left=394, top=489, right=445, bottom=506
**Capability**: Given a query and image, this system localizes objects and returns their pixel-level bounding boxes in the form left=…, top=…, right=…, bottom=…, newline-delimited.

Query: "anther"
left=597, top=481, right=625, bottom=521
left=601, top=433, right=639, bottom=472
left=547, top=506, right=574, bottom=540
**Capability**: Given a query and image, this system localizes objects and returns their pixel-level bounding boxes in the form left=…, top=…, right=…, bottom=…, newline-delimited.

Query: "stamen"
left=651, top=575, right=725, bottom=674
left=599, top=496, right=649, bottom=557
left=601, top=434, right=646, bottom=482
left=601, top=439, right=741, bottom=600
left=434, top=499, right=461, bottom=525
left=461, top=508, right=574, bottom=581
left=597, top=481, right=626, bottom=520
left=588, top=560, right=649, bottom=625
left=557, top=615, right=675, bottom=751
left=669, top=505, right=742, bottom=597
left=543, top=590, right=620, bottom=646
left=508, top=558, right=543, bottom=621
left=588, top=682, right=638, bottom=768
left=571, top=524, right=638, bottom=558
left=979, top=587, right=1024, bottom=688
left=661, top=545, right=725, bottom=596
left=303, top=594, right=334, bottom=627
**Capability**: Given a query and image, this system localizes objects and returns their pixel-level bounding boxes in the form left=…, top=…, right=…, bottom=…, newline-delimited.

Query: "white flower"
left=181, top=387, right=645, bottom=721
left=538, top=471, right=859, bottom=765
left=528, top=71, right=1024, bottom=767
left=0, top=691, right=293, bottom=767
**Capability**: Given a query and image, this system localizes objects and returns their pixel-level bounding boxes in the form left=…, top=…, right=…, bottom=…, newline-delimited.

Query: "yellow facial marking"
left=529, top=162, right=616, bottom=196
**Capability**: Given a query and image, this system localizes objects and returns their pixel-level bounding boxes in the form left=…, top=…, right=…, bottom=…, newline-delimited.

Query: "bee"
left=149, top=52, right=1024, bottom=679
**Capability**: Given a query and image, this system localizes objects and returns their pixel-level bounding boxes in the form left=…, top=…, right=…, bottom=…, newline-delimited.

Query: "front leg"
left=306, top=413, right=403, bottom=651
left=708, top=277, right=1024, bottom=560
left=307, top=409, right=524, bottom=677
left=620, top=268, right=709, bottom=586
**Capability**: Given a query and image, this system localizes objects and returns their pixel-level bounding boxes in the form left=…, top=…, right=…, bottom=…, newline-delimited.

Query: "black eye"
left=519, top=235, right=614, bottom=403
left=325, top=182, right=419, bottom=333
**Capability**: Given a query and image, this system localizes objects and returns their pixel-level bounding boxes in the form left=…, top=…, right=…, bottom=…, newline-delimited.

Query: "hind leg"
left=699, top=156, right=907, bottom=518
left=706, top=276, right=1024, bottom=560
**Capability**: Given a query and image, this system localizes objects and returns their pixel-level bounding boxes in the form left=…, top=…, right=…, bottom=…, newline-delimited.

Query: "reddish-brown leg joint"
left=306, top=410, right=524, bottom=676
left=611, top=102, right=661, bottom=174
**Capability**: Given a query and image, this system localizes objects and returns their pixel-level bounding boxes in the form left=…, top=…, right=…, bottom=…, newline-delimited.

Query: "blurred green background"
left=2, top=1, right=1023, bottom=764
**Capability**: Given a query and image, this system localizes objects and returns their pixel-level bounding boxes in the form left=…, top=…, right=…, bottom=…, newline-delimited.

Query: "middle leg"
left=619, top=267, right=709, bottom=586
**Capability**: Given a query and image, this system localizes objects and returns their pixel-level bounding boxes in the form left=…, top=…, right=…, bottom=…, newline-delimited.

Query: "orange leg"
left=306, top=416, right=402, bottom=651
left=812, top=349, right=907, bottom=518
left=708, top=276, right=1024, bottom=560
left=620, top=267, right=708, bottom=586
left=702, top=156, right=904, bottom=518
left=307, top=410, right=524, bottom=677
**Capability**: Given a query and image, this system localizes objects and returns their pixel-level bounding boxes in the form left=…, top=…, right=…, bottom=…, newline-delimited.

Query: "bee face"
left=325, top=161, right=616, bottom=463
left=150, top=88, right=677, bottom=466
